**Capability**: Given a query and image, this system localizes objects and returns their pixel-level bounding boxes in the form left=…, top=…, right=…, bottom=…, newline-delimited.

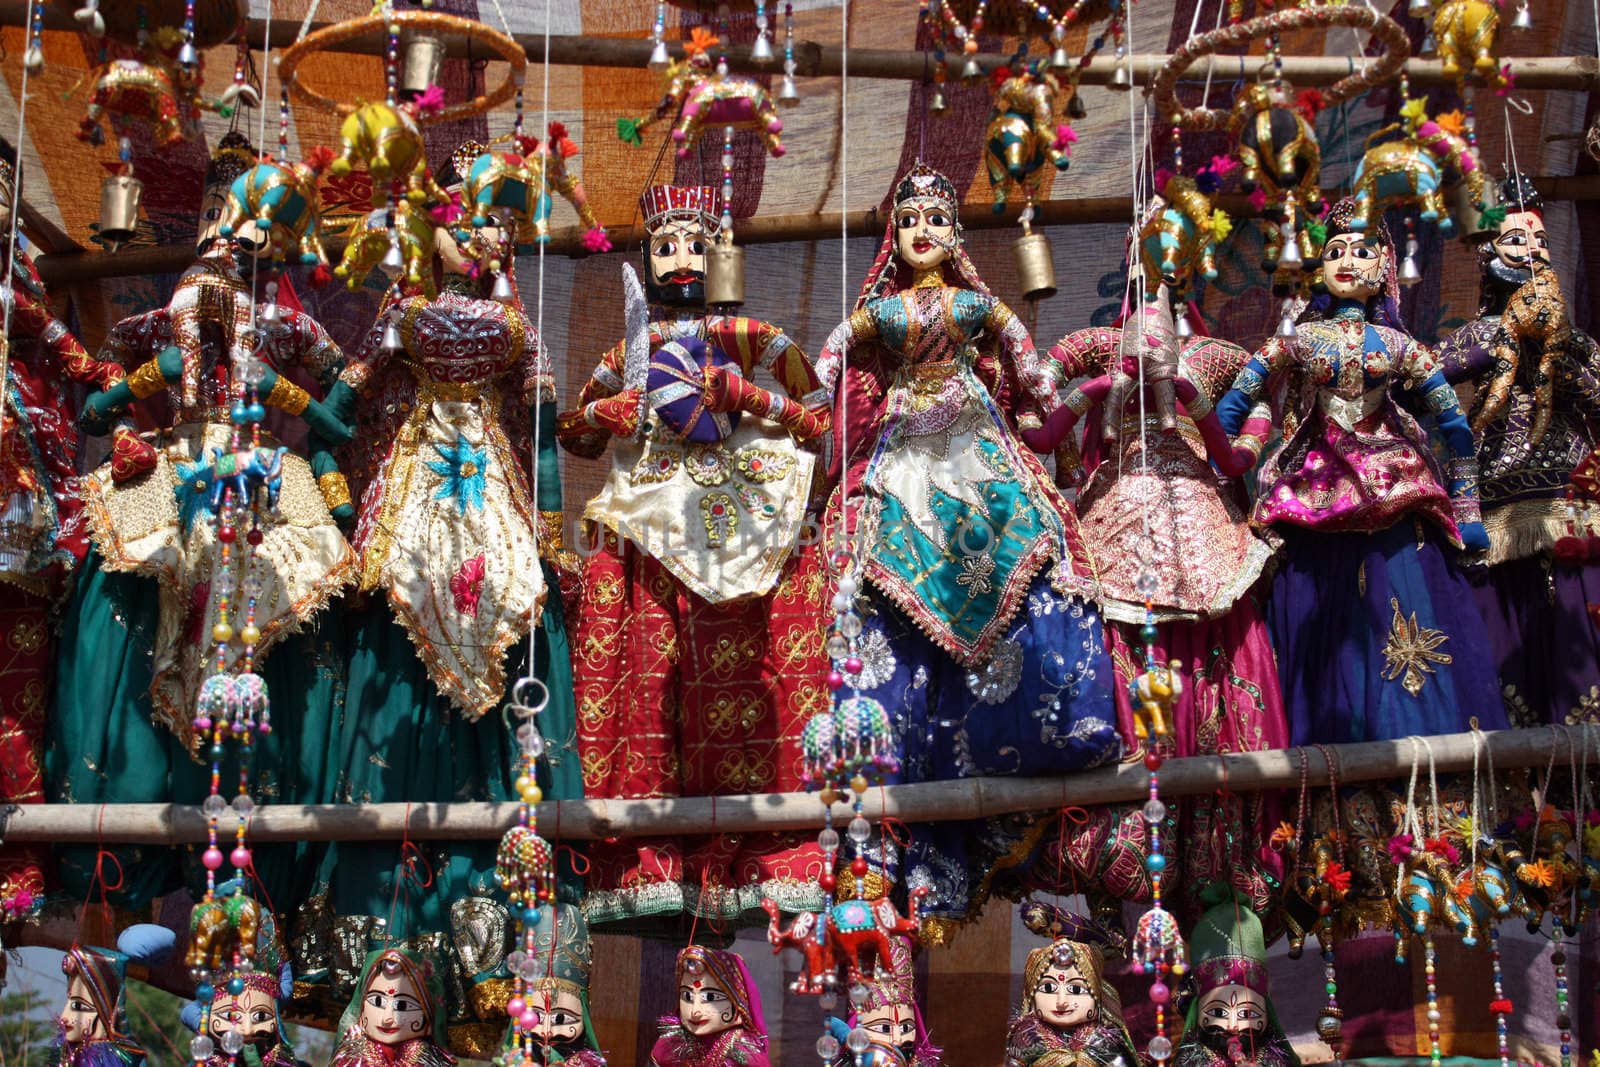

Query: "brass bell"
left=381, top=316, right=405, bottom=354
left=1175, top=312, right=1194, bottom=339
left=1277, top=225, right=1304, bottom=269
left=98, top=174, right=143, bottom=245
left=1276, top=301, right=1298, bottom=339
left=648, top=38, right=672, bottom=70
left=1455, top=178, right=1500, bottom=241
left=705, top=239, right=745, bottom=308
left=491, top=269, right=515, bottom=304
left=778, top=72, right=801, bottom=106
left=1049, top=47, right=1072, bottom=70
left=1109, top=64, right=1132, bottom=91
left=1011, top=227, right=1057, bottom=302
left=1067, top=90, right=1087, bottom=119
left=1399, top=238, right=1422, bottom=286
left=929, top=87, right=948, bottom=115
left=399, top=32, right=445, bottom=99
left=960, top=57, right=984, bottom=84
left=750, top=31, right=774, bottom=63
left=380, top=236, right=405, bottom=279
left=1510, top=2, right=1532, bottom=30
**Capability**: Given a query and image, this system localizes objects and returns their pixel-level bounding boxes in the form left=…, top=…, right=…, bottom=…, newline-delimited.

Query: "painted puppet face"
left=1320, top=233, right=1385, bottom=300
left=59, top=976, right=106, bottom=1044
left=1033, top=962, right=1097, bottom=1028
left=894, top=202, right=955, bottom=272
left=528, top=986, right=585, bottom=1052
left=859, top=1003, right=919, bottom=1057
left=678, top=968, right=738, bottom=1038
left=646, top=220, right=709, bottom=308
left=209, top=986, right=278, bottom=1047
left=1492, top=210, right=1550, bottom=272
left=359, top=967, right=429, bottom=1046
left=1198, top=985, right=1268, bottom=1036
left=195, top=184, right=232, bottom=256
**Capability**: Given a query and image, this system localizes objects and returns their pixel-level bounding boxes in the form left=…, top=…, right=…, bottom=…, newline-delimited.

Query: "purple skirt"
left=1470, top=555, right=1600, bottom=726
left=1268, top=521, right=1508, bottom=744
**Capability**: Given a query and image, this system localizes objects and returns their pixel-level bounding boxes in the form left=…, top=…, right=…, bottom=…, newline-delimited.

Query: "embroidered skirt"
left=1267, top=522, right=1506, bottom=744
left=1469, top=554, right=1600, bottom=727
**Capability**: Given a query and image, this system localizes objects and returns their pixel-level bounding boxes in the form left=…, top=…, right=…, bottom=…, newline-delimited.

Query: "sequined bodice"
left=870, top=286, right=994, bottom=371
left=1300, top=317, right=1399, bottom=397
left=401, top=291, right=529, bottom=386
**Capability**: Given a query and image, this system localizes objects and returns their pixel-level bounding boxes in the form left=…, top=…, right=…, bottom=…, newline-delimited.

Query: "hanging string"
left=0, top=0, right=41, bottom=464
left=835, top=0, right=853, bottom=579
left=516, top=0, right=555, bottom=695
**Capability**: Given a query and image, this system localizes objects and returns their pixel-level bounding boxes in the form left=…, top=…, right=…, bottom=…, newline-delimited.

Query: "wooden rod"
left=33, top=175, right=1600, bottom=285
left=0, top=2, right=1596, bottom=89
left=3, top=728, right=1592, bottom=845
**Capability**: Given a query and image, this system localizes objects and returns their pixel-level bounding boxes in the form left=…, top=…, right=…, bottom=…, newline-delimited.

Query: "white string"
left=1469, top=728, right=1483, bottom=874
left=1418, top=734, right=1440, bottom=838
left=837, top=0, right=851, bottom=574
left=295, top=0, right=324, bottom=45
left=247, top=1, right=275, bottom=340
left=1199, top=0, right=1225, bottom=111
left=521, top=0, right=555, bottom=687
left=1396, top=736, right=1423, bottom=900
left=0, top=0, right=39, bottom=464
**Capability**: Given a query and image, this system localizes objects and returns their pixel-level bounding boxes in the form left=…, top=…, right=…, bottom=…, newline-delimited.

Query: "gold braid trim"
left=317, top=471, right=352, bottom=512
left=265, top=376, right=311, bottom=415
left=126, top=358, right=169, bottom=399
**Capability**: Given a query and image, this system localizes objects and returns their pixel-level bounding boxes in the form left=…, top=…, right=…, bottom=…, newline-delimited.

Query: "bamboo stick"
left=2, top=728, right=1592, bottom=845
left=2, top=2, right=1596, bottom=90
left=32, top=174, right=1600, bottom=285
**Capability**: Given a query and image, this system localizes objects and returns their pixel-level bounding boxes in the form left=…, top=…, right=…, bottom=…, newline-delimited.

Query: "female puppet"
left=330, top=948, right=456, bottom=1067
left=1006, top=902, right=1140, bottom=1067
left=649, top=946, right=770, bottom=1067
left=557, top=184, right=830, bottom=922
left=815, top=162, right=1119, bottom=917
left=1436, top=173, right=1600, bottom=726
left=51, top=925, right=176, bottom=1067
left=1175, top=887, right=1300, bottom=1067
left=1216, top=197, right=1505, bottom=744
left=49, top=131, right=354, bottom=910
left=1033, top=281, right=1286, bottom=916
left=0, top=133, right=140, bottom=914
left=312, top=139, right=579, bottom=963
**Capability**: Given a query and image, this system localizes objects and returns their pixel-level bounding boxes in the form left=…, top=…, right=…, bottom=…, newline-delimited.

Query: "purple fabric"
left=647, top=337, right=738, bottom=442
left=1470, top=555, right=1600, bottom=726
left=1268, top=523, right=1507, bottom=744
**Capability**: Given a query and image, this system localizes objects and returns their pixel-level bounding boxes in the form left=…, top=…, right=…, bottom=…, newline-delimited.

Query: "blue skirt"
left=1268, top=521, right=1507, bottom=745
left=852, top=573, right=1121, bottom=916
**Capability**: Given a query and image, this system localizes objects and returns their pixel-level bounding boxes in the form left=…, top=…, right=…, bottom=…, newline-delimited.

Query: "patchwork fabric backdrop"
left=1, top=1, right=1597, bottom=1063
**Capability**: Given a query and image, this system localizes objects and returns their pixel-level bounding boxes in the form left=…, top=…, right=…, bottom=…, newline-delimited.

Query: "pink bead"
left=507, top=997, right=526, bottom=1019
left=195, top=716, right=213, bottom=731
left=827, top=671, right=845, bottom=690
left=202, top=847, right=225, bottom=871
left=1150, top=981, right=1170, bottom=1004
left=230, top=846, right=252, bottom=869
left=519, top=1010, right=538, bottom=1030
left=844, top=656, right=863, bottom=674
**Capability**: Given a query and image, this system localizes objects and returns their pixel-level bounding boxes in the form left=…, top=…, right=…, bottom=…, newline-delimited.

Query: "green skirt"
left=311, top=559, right=582, bottom=940
left=48, top=552, right=348, bottom=913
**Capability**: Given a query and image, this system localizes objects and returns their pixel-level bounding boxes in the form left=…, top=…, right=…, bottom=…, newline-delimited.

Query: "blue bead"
left=526, top=907, right=543, bottom=925
left=230, top=403, right=248, bottom=424
left=246, top=403, right=266, bottom=423
left=228, top=976, right=246, bottom=995
left=1146, top=853, right=1167, bottom=872
left=196, top=983, right=213, bottom=1000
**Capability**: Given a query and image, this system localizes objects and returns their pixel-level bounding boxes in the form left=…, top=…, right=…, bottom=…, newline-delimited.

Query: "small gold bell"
left=1067, top=90, right=1087, bottom=119
left=778, top=73, right=800, bottom=106
left=1049, top=47, right=1072, bottom=70
left=1510, top=2, right=1532, bottom=30
left=648, top=39, right=671, bottom=70
left=1407, top=0, right=1431, bottom=15
left=400, top=33, right=445, bottom=99
left=750, top=32, right=774, bottom=63
left=1110, top=64, right=1132, bottom=91
left=98, top=174, right=143, bottom=245
left=705, top=239, right=745, bottom=308
left=381, top=319, right=404, bottom=354
left=1011, top=224, right=1057, bottom=302
left=929, top=87, right=948, bottom=115
left=960, top=57, right=984, bottom=84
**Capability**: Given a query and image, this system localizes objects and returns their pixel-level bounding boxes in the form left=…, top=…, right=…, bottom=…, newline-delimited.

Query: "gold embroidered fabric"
left=1380, top=597, right=1453, bottom=696
left=584, top=417, right=815, bottom=604
left=83, top=422, right=355, bottom=749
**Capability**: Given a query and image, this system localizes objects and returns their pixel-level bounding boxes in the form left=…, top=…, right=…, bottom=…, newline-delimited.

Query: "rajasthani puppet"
left=649, top=946, right=770, bottom=1067
left=50, top=926, right=176, bottom=1067
left=1174, top=887, right=1301, bottom=1067
left=1006, top=902, right=1140, bottom=1067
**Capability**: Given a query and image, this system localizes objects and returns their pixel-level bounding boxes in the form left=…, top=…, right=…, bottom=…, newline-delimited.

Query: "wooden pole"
left=32, top=174, right=1600, bottom=285
left=3, top=727, right=1593, bottom=845
left=1, top=2, right=1596, bottom=89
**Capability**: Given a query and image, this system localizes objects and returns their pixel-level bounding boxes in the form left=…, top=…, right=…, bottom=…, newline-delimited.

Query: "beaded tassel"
left=1488, top=924, right=1512, bottom=1067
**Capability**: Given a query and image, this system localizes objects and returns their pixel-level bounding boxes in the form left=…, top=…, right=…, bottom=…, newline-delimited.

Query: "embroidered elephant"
left=327, top=98, right=451, bottom=211
left=619, top=56, right=785, bottom=160
left=79, top=52, right=203, bottom=148
left=336, top=200, right=437, bottom=295
left=1433, top=0, right=1503, bottom=84
left=1230, top=82, right=1320, bottom=271
left=458, top=129, right=610, bottom=250
left=1346, top=115, right=1483, bottom=237
left=983, top=65, right=1073, bottom=211
left=1138, top=177, right=1221, bottom=305
left=207, top=445, right=288, bottom=514
left=219, top=151, right=333, bottom=267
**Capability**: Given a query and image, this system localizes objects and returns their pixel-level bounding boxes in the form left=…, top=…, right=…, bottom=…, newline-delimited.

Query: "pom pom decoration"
left=984, top=65, right=1075, bottom=214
